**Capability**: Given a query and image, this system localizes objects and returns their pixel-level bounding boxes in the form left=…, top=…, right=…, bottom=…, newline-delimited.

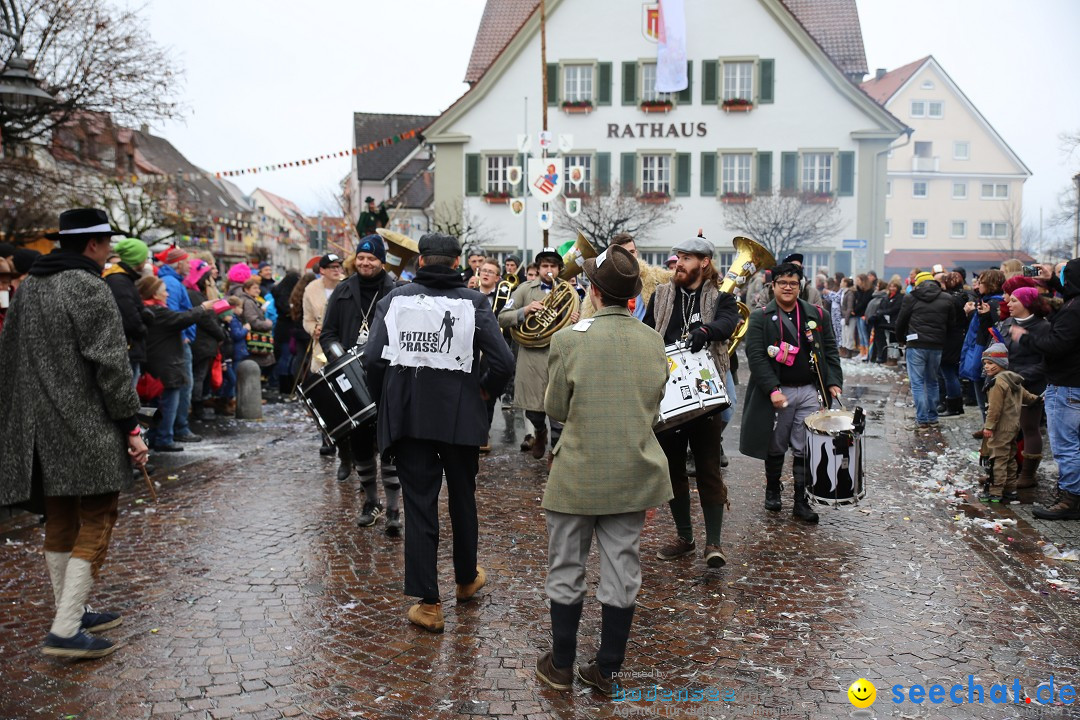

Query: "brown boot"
left=531, top=428, right=548, bottom=459
left=455, top=566, right=487, bottom=602
left=407, top=602, right=444, bottom=633
left=1017, top=455, right=1041, bottom=489
left=1032, top=490, right=1080, bottom=520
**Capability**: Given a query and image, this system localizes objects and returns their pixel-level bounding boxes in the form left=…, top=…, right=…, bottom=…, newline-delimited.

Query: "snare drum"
left=298, top=349, right=377, bottom=442
left=803, top=409, right=864, bottom=505
left=654, top=343, right=729, bottom=433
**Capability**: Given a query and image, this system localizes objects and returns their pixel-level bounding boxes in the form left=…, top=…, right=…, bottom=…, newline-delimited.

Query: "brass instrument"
left=720, top=236, right=775, bottom=355
left=557, top=233, right=599, bottom=281
left=510, top=272, right=580, bottom=348
left=492, top=278, right=514, bottom=314
left=374, top=228, right=420, bottom=277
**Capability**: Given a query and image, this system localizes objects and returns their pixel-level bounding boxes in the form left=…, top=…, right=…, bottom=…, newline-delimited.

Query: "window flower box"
left=561, top=100, right=594, bottom=114
left=482, top=192, right=511, bottom=204
left=720, top=192, right=753, bottom=205
left=640, top=100, right=673, bottom=114
left=801, top=191, right=834, bottom=204
left=638, top=191, right=670, bottom=204
left=722, top=98, right=754, bottom=113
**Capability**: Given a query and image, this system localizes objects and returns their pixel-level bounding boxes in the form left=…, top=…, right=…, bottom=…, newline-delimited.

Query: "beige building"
left=862, top=56, right=1032, bottom=276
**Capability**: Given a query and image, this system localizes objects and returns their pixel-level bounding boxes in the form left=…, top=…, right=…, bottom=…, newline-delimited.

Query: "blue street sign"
left=842, top=238, right=868, bottom=249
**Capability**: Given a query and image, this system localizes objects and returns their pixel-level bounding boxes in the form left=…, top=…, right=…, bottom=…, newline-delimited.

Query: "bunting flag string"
left=212, top=127, right=424, bottom=179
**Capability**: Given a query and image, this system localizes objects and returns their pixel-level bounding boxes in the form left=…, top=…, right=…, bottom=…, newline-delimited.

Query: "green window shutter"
left=597, top=63, right=612, bottom=106
left=547, top=63, right=558, bottom=106
left=759, top=59, right=775, bottom=104
left=676, top=61, right=693, bottom=104
left=756, top=151, right=772, bottom=193
left=702, top=60, right=718, bottom=104
left=465, top=153, right=481, bottom=196
left=675, top=153, right=691, bottom=196
left=622, top=62, right=638, bottom=106
left=595, top=152, right=611, bottom=193
left=780, top=152, right=798, bottom=193
left=838, top=151, right=855, bottom=196
left=701, top=152, right=717, bottom=196
left=620, top=153, right=636, bottom=193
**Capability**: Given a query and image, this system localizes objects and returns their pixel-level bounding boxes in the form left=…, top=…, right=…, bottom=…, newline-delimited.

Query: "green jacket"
left=542, top=307, right=673, bottom=515
left=739, top=298, right=843, bottom=460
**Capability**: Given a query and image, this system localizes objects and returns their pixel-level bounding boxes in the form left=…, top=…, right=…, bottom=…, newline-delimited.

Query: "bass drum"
left=804, top=409, right=865, bottom=506
left=298, top=349, right=376, bottom=442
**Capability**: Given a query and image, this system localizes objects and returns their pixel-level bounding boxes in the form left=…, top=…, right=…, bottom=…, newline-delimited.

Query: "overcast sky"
left=143, top=0, right=1080, bottom=242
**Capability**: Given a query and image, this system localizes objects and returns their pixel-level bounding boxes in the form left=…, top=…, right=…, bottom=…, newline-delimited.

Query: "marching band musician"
left=303, top=253, right=346, bottom=459
left=320, top=235, right=403, bottom=533
left=361, top=233, right=514, bottom=633
left=498, top=248, right=581, bottom=465
left=580, top=233, right=671, bottom=322
left=739, top=262, right=843, bottom=524
left=643, top=236, right=740, bottom=568
left=470, top=256, right=505, bottom=449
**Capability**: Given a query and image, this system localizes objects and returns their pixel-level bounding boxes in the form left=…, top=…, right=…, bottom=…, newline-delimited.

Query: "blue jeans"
left=907, top=347, right=942, bottom=424
left=149, top=387, right=181, bottom=447
left=857, top=317, right=870, bottom=348
left=220, top=361, right=237, bottom=400
left=940, top=362, right=962, bottom=400
left=720, top=369, right=737, bottom=424
left=174, top=343, right=193, bottom=437
left=1044, top=385, right=1080, bottom=495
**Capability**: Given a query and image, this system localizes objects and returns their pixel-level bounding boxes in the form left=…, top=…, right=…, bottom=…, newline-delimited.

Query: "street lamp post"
left=1, top=2, right=55, bottom=156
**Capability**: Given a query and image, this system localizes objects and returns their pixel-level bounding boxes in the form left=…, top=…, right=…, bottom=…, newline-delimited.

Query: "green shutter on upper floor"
left=620, top=153, right=636, bottom=193
left=701, top=153, right=717, bottom=196
left=702, top=60, right=718, bottom=104
left=838, top=151, right=855, bottom=196
left=547, top=63, right=558, bottom=106
left=780, top=152, right=798, bottom=193
left=675, top=153, right=691, bottom=196
left=597, top=62, right=612, bottom=106
left=595, top=152, right=611, bottom=192
left=759, top=59, right=775, bottom=104
left=465, top=154, right=481, bottom=196
left=622, top=62, right=638, bottom=106
left=756, top=151, right=772, bottom=193
left=676, top=61, right=693, bottom=104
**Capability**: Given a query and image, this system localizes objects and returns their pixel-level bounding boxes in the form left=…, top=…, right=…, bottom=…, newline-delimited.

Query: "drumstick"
left=141, top=466, right=158, bottom=502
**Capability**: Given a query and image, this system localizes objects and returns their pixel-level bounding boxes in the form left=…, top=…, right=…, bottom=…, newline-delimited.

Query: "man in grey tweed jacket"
left=0, top=209, right=148, bottom=659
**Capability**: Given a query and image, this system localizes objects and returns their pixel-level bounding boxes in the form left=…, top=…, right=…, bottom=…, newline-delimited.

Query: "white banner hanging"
left=655, top=0, right=688, bottom=93
left=381, top=295, right=476, bottom=372
left=565, top=197, right=582, bottom=218
left=527, top=158, right=564, bottom=202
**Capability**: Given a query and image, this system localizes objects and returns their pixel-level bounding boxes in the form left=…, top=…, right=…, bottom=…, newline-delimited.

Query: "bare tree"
left=552, top=182, right=678, bottom=249
left=986, top=200, right=1034, bottom=258
left=428, top=198, right=491, bottom=249
left=721, top=189, right=845, bottom=260
left=63, top=173, right=175, bottom=238
left=0, top=156, right=63, bottom=242
left=0, top=0, right=184, bottom=145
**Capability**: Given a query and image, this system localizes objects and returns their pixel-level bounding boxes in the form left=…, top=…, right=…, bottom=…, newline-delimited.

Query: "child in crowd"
left=977, top=343, right=1039, bottom=503
left=216, top=296, right=248, bottom=416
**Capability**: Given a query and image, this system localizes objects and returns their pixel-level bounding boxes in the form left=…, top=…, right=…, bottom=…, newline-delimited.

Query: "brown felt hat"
left=583, top=244, right=641, bottom=302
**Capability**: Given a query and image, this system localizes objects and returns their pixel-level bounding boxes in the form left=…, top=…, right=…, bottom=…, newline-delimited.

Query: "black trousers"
left=191, top=355, right=213, bottom=404
left=394, top=437, right=480, bottom=600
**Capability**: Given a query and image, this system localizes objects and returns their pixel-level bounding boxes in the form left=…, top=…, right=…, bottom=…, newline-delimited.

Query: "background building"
left=251, top=188, right=310, bottom=271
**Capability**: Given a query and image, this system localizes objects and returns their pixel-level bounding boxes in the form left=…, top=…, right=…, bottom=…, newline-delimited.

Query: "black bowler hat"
left=45, top=208, right=115, bottom=240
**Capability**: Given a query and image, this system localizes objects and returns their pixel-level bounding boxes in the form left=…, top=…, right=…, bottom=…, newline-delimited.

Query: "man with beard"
left=643, top=236, right=740, bottom=567
left=320, top=235, right=402, bottom=534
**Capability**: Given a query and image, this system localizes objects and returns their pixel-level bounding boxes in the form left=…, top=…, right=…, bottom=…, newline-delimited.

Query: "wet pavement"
left=1, top=359, right=1079, bottom=720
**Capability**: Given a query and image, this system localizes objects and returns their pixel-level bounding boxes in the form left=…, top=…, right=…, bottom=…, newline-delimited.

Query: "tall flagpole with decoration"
left=540, top=0, right=548, bottom=249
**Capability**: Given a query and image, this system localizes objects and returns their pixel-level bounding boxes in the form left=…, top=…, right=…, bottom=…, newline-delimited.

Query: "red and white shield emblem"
left=642, top=3, right=660, bottom=43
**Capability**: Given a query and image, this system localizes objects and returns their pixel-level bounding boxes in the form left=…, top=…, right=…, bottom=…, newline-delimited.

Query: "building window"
left=485, top=155, right=514, bottom=194
left=640, top=63, right=671, bottom=103
left=914, top=141, right=933, bottom=158
left=722, top=61, right=754, bottom=102
left=912, top=220, right=927, bottom=238
left=641, top=154, right=671, bottom=195
left=885, top=219, right=891, bottom=237
left=921, top=80, right=935, bottom=90
left=563, top=64, right=594, bottom=103
left=563, top=154, right=593, bottom=194
left=979, top=222, right=1009, bottom=239
left=804, top=253, right=831, bottom=278
left=720, top=153, right=752, bottom=195
left=801, top=153, right=832, bottom=194
left=954, top=142, right=970, bottom=160
left=910, top=101, right=925, bottom=117
left=913, top=181, right=928, bottom=198
left=641, top=251, right=670, bottom=267
left=928, top=101, right=943, bottom=118
left=981, top=183, right=1009, bottom=199
left=951, top=221, right=966, bottom=238
left=953, top=182, right=967, bottom=199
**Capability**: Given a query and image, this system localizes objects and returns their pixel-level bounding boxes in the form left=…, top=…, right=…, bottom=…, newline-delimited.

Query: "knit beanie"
left=982, top=342, right=1009, bottom=368
left=913, top=271, right=936, bottom=287
left=1010, top=286, right=1039, bottom=310
left=227, top=262, right=252, bottom=284
left=356, top=234, right=387, bottom=264
left=184, top=259, right=212, bottom=290
left=1002, top=275, right=1037, bottom=295
left=114, top=238, right=149, bottom=267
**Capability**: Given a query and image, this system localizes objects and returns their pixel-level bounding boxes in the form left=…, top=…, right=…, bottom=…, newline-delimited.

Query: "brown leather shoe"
left=535, top=651, right=573, bottom=690
left=576, top=661, right=614, bottom=697
left=407, top=602, right=444, bottom=633
left=530, top=428, right=548, bottom=459
left=519, top=434, right=534, bottom=452
left=455, top=566, right=487, bottom=602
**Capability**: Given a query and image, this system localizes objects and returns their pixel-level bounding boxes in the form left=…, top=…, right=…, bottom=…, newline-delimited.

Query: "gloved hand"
left=689, top=327, right=710, bottom=353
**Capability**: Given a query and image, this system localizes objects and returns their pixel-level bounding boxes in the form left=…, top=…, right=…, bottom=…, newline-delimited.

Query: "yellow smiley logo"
left=848, top=678, right=876, bottom=708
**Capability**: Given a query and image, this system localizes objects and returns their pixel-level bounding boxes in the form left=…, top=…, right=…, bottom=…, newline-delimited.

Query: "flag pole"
left=540, top=0, right=549, bottom=248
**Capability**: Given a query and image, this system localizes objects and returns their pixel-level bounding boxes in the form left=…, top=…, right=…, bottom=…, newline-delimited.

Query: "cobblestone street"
left=1, top=359, right=1078, bottom=720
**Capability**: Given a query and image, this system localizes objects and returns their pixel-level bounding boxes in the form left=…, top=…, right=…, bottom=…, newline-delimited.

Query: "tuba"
left=557, top=233, right=599, bottom=281
left=375, top=228, right=420, bottom=277
left=720, top=236, right=775, bottom=355
left=510, top=273, right=579, bottom=348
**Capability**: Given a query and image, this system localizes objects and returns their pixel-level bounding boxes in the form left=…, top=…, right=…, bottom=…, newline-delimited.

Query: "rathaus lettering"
left=398, top=331, right=443, bottom=353
left=607, top=122, right=706, bottom=139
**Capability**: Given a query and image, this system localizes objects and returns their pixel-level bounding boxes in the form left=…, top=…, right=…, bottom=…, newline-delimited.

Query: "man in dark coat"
left=103, top=237, right=150, bottom=384
left=0, top=208, right=149, bottom=659
left=356, top=196, right=389, bottom=236
left=321, top=234, right=402, bottom=532
left=362, top=233, right=513, bottom=633
left=938, top=271, right=972, bottom=416
left=740, top=262, right=842, bottom=523
left=895, top=271, right=957, bottom=428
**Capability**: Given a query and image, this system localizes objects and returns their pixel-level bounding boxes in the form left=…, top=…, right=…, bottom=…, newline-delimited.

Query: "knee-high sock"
left=45, top=551, right=71, bottom=607
left=597, top=604, right=636, bottom=676
left=667, top=493, right=693, bottom=542
left=49, top=557, right=93, bottom=638
left=356, top=458, right=378, bottom=503
left=550, top=600, right=583, bottom=669
left=701, top=504, right=724, bottom=546
left=382, top=463, right=400, bottom=512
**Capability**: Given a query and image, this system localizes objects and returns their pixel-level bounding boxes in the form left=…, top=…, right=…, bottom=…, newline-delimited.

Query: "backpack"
left=959, top=294, right=1002, bottom=381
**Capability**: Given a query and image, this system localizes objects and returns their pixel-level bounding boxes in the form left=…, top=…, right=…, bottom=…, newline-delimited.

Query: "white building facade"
left=425, top=0, right=906, bottom=275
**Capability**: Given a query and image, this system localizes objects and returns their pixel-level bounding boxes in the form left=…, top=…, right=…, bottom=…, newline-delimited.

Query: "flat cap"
left=418, top=233, right=461, bottom=257
left=671, top=237, right=714, bottom=258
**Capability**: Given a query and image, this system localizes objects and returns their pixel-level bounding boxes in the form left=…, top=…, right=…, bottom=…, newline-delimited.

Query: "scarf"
left=415, top=265, right=466, bottom=290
